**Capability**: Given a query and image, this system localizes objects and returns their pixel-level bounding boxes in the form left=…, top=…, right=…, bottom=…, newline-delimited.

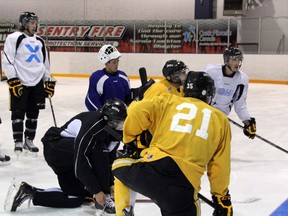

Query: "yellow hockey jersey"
left=123, top=93, right=231, bottom=196
left=143, top=78, right=184, bottom=99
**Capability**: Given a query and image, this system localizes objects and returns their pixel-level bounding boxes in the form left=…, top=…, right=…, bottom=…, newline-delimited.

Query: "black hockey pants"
left=113, top=157, right=199, bottom=216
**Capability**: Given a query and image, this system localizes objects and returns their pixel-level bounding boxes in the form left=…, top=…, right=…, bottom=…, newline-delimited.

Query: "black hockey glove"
left=117, top=140, right=142, bottom=159
left=45, top=80, right=56, bottom=98
left=7, top=78, right=23, bottom=98
left=130, top=79, right=155, bottom=101
left=243, top=117, right=256, bottom=139
left=212, top=192, right=233, bottom=216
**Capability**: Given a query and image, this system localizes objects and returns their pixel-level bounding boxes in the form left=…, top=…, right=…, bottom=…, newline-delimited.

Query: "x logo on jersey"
left=25, top=44, right=41, bottom=63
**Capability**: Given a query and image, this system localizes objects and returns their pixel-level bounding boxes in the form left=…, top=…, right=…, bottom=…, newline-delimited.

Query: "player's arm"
left=123, top=100, right=154, bottom=143
left=85, top=74, right=103, bottom=111
left=73, top=125, right=103, bottom=195
left=207, top=117, right=233, bottom=215
left=233, top=81, right=256, bottom=139
left=2, top=35, right=18, bottom=79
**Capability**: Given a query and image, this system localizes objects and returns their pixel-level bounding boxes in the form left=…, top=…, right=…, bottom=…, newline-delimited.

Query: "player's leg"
left=113, top=157, right=199, bottom=216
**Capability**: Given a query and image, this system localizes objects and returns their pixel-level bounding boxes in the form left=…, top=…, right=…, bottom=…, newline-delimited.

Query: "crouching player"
left=112, top=71, right=233, bottom=216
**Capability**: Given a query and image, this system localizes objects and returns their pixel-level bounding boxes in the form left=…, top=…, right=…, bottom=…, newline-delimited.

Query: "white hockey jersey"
left=2, top=31, right=50, bottom=86
left=202, top=64, right=251, bottom=122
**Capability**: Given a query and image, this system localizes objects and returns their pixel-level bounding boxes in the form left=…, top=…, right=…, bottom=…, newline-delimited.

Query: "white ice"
left=0, top=77, right=287, bottom=216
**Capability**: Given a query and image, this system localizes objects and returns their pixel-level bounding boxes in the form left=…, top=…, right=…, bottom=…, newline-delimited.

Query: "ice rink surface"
left=0, top=77, right=287, bottom=216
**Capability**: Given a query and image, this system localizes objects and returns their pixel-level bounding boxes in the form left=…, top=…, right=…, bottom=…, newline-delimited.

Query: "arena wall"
left=50, top=52, right=288, bottom=84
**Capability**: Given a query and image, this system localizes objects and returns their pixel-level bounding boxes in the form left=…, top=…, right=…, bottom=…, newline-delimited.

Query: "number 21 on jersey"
left=170, top=102, right=212, bottom=140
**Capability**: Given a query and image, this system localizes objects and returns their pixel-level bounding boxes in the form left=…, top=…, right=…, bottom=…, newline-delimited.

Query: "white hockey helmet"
left=98, top=44, right=121, bottom=64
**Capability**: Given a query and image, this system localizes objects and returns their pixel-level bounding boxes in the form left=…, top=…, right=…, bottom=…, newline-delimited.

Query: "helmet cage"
left=98, top=45, right=121, bottom=64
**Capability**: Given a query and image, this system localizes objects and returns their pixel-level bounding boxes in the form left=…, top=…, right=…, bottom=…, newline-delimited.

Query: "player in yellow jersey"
left=144, top=59, right=188, bottom=98
left=137, top=60, right=188, bottom=147
left=117, top=60, right=188, bottom=212
left=112, top=71, right=233, bottom=216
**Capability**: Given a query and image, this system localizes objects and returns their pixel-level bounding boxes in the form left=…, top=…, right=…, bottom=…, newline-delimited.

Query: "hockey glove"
left=212, top=192, right=233, bottom=216
left=117, top=140, right=142, bottom=159
left=7, top=78, right=23, bottom=98
left=45, top=80, right=56, bottom=98
left=243, top=117, right=256, bottom=139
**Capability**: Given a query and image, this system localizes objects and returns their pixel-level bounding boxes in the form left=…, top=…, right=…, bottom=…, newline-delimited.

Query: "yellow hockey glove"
left=45, top=80, right=56, bottom=98
left=7, top=78, right=23, bottom=98
left=212, top=192, right=233, bottom=216
left=243, top=117, right=256, bottom=139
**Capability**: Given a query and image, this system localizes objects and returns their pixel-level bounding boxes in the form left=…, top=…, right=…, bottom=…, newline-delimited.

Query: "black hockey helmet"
left=162, top=60, right=187, bottom=79
left=184, top=71, right=215, bottom=105
left=223, top=47, right=243, bottom=64
left=101, top=98, right=127, bottom=122
left=19, top=12, right=38, bottom=31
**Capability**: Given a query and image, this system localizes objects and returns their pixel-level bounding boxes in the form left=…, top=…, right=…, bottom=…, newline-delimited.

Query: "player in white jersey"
left=201, top=47, right=256, bottom=139
left=2, top=12, right=56, bottom=155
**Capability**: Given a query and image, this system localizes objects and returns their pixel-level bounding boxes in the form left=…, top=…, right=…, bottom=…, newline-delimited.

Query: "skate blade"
left=24, top=149, right=38, bottom=157
left=4, top=178, right=21, bottom=212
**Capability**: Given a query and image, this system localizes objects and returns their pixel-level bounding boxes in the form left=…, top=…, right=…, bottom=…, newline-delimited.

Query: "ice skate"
left=122, top=205, right=134, bottom=216
left=23, top=138, right=39, bottom=156
left=4, top=178, right=36, bottom=212
left=14, top=142, right=24, bottom=158
left=95, top=194, right=116, bottom=216
left=0, top=152, right=11, bottom=166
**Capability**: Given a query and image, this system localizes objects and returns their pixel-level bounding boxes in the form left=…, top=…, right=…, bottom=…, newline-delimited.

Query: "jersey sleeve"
left=73, top=123, right=103, bottom=194
left=207, top=115, right=232, bottom=196
left=85, top=72, right=103, bottom=111
left=233, top=74, right=251, bottom=121
left=2, top=34, right=18, bottom=79
left=43, top=42, right=51, bottom=81
left=123, top=98, right=158, bottom=143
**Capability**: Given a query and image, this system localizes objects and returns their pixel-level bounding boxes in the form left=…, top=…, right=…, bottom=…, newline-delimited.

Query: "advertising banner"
left=0, top=19, right=237, bottom=54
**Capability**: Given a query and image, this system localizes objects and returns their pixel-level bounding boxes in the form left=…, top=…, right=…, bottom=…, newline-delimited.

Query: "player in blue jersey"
left=85, top=44, right=131, bottom=111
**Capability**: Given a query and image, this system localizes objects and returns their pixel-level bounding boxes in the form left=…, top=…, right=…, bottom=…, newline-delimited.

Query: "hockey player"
left=112, top=71, right=233, bottom=216
left=115, top=60, right=188, bottom=215
left=143, top=59, right=188, bottom=98
left=85, top=44, right=131, bottom=111
left=2, top=12, right=56, bottom=155
left=201, top=47, right=256, bottom=139
left=4, top=98, right=127, bottom=216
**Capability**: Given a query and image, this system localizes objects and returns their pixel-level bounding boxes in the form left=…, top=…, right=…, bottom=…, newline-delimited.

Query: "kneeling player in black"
left=4, top=98, right=127, bottom=216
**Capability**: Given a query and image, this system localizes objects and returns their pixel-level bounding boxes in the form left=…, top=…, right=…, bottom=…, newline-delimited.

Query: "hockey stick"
left=136, top=196, right=261, bottom=204
left=48, top=96, right=57, bottom=127
left=139, top=67, right=148, bottom=85
left=136, top=193, right=215, bottom=209
left=228, top=118, right=288, bottom=154
left=198, top=193, right=215, bottom=208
